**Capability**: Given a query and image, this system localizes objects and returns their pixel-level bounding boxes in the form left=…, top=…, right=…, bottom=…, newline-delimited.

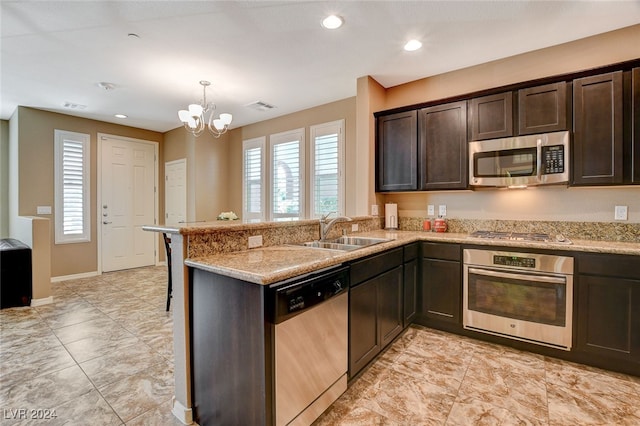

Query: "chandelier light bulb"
left=220, top=113, right=233, bottom=125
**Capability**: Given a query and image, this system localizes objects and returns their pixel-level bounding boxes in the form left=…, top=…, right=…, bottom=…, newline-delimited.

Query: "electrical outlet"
left=438, top=205, right=447, bottom=217
left=371, top=204, right=379, bottom=216
left=614, top=205, right=628, bottom=221
left=248, top=235, right=263, bottom=248
left=351, top=223, right=359, bottom=232
left=37, top=206, right=52, bottom=215
left=427, top=205, right=435, bottom=216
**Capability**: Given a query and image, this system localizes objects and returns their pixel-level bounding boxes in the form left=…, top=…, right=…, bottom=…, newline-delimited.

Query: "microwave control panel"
left=542, top=145, right=564, bottom=174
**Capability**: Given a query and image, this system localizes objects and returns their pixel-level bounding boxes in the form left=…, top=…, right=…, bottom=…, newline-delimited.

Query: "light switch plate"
left=438, top=205, right=447, bottom=217
left=371, top=205, right=379, bottom=216
left=427, top=205, right=435, bottom=216
left=37, top=205, right=52, bottom=215
left=248, top=235, right=263, bottom=248
left=614, top=205, right=628, bottom=221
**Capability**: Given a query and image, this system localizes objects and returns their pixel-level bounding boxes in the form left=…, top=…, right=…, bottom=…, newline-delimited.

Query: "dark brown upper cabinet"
left=376, top=110, right=418, bottom=191
left=518, top=82, right=568, bottom=135
left=573, top=71, right=624, bottom=185
left=418, top=101, right=468, bottom=190
left=632, top=68, right=640, bottom=183
left=468, top=92, right=513, bottom=141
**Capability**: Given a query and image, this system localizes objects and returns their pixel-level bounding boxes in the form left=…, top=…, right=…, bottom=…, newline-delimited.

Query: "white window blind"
left=54, top=130, right=90, bottom=244
left=310, top=120, right=344, bottom=217
left=242, top=137, right=266, bottom=222
left=270, top=129, right=304, bottom=221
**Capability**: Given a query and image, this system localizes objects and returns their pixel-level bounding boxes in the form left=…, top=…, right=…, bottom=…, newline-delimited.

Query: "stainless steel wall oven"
left=463, top=248, right=574, bottom=350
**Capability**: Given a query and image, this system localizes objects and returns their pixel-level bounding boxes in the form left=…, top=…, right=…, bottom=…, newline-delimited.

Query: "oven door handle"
left=468, top=267, right=566, bottom=285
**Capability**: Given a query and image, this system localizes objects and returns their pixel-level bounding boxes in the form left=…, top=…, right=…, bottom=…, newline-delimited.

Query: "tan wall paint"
left=15, top=107, right=164, bottom=278
left=227, top=98, right=357, bottom=217
left=371, top=25, right=640, bottom=224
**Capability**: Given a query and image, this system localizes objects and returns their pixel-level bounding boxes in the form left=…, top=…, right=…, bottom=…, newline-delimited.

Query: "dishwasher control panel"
left=269, top=265, right=349, bottom=323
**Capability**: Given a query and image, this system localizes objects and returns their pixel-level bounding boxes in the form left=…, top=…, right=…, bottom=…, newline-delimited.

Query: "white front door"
left=101, top=136, right=157, bottom=272
left=165, top=159, right=187, bottom=225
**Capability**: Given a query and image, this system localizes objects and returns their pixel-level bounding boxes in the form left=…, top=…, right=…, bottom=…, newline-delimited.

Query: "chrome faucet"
left=319, top=212, right=352, bottom=241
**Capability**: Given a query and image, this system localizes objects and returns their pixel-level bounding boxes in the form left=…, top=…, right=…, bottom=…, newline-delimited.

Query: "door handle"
left=103, top=221, right=112, bottom=225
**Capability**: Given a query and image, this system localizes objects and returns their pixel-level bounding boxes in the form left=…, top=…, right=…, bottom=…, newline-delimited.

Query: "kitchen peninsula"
left=144, top=218, right=640, bottom=425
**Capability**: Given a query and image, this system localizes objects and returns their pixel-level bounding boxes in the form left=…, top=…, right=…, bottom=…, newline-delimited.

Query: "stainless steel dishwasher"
left=269, top=265, right=349, bottom=426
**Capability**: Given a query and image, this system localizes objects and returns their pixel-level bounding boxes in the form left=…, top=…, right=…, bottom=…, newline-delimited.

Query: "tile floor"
left=2, top=266, right=639, bottom=425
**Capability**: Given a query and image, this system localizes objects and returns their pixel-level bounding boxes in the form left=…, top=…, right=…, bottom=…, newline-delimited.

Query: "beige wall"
left=372, top=24, right=640, bottom=224
left=227, top=97, right=357, bottom=217
left=12, top=107, right=164, bottom=278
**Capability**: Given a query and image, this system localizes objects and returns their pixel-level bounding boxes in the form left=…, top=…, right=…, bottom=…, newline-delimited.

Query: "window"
left=54, top=130, right=90, bottom=244
left=310, top=120, right=344, bottom=217
left=242, top=137, right=266, bottom=222
left=270, top=129, right=304, bottom=221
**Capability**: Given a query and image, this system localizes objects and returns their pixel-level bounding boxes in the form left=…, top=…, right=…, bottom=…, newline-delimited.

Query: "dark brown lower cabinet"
left=575, top=253, right=640, bottom=374
left=403, top=243, right=419, bottom=327
left=349, top=265, right=403, bottom=377
left=418, top=242, right=462, bottom=327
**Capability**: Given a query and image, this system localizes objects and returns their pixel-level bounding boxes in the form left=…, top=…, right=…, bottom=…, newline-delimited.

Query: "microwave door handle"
left=468, top=267, right=566, bottom=285
left=536, top=138, right=543, bottom=181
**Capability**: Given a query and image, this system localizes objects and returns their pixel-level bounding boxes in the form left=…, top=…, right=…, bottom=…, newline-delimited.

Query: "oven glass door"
left=473, top=147, right=537, bottom=178
left=467, top=267, right=566, bottom=326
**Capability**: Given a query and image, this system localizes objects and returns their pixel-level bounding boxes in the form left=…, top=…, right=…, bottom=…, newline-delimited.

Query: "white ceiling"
left=2, top=1, right=639, bottom=133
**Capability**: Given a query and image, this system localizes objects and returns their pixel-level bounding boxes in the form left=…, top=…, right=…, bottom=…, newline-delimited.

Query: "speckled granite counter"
left=185, top=229, right=640, bottom=285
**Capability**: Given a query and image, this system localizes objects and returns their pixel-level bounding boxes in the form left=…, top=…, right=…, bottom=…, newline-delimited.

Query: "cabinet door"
left=376, top=110, right=418, bottom=191
left=573, top=71, right=623, bottom=185
left=378, top=266, right=403, bottom=347
left=469, top=92, right=513, bottom=141
left=403, top=258, right=417, bottom=327
left=349, top=278, right=379, bottom=377
left=518, top=82, right=568, bottom=135
left=633, top=68, right=640, bottom=183
left=418, top=101, right=468, bottom=190
left=577, top=275, right=640, bottom=362
left=420, top=258, right=461, bottom=324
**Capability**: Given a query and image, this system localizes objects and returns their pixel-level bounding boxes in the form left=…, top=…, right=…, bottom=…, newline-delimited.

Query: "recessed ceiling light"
left=404, top=39, right=422, bottom=52
left=114, top=114, right=127, bottom=119
left=322, top=15, right=343, bottom=30
left=97, top=82, right=116, bottom=90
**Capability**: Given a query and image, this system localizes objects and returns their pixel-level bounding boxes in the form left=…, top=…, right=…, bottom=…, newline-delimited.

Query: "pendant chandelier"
left=178, top=80, right=232, bottom=138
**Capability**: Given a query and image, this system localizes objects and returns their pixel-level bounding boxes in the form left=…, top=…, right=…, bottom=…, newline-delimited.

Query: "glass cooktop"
left=468, top=230, right=557, bottom=242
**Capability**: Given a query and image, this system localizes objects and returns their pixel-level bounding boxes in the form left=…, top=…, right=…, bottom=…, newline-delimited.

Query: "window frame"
left=242, top=137, right=266, bottom=222
left=269, top=128, right=305, bottom=221
left=309, top=119, right=345, bottom=218
left=54, top=129, right=91, bottom=244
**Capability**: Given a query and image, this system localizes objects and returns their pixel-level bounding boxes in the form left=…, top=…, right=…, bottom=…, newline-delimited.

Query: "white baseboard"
left=172, top=397, right=194, bottom=425
left=51, top=270, right=99, bottom=283
left=31, top=296, right=54, bottom=307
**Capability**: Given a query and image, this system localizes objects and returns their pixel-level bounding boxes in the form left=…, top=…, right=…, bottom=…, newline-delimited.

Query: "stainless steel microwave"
left=469, top=131, right=569, bottom=188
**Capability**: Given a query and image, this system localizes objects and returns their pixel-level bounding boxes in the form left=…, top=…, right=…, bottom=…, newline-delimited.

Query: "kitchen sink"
left=328, top=236, right=392, bottom=246
left=294, top=236, right=392, bottom=252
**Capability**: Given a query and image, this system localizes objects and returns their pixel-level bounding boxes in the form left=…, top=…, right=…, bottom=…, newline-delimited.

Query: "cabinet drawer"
left=421, top=242, right=460, bottom=261
left=403, top=243, right=419, bottom=262
left=350, top=248, right=403, bottom=285
left=577, top=253, right=640, bottom=279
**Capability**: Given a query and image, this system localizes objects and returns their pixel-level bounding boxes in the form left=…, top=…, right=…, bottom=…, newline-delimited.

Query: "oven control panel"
left=493, top=255, right=536, bottom=268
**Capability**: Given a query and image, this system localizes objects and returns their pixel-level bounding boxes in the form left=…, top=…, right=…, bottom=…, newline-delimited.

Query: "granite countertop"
left=185, top=230, right=640, bottom=285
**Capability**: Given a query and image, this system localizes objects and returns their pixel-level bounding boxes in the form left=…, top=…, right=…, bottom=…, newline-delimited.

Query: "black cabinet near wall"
left=376, top=110, right=418, bottom=191
left=349, top=248, right=403, bottom=377
left=573, top=71, right=624, bottom=185
left=418, top=101, right=468, bottom=190
left=418, top=242, right=462, bottom=329
left=403, top=243, right=419, bottom=327
left=468, top=92, right=513, bottom=141
left=575, top=253, right=640, bottom=374
left=518, top=82, right=568, bottom=135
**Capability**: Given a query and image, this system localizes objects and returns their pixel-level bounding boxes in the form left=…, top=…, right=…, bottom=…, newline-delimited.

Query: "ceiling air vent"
left=245, top=101, right=276, bottom=111
left=62, top=102, right=87, bottom=110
